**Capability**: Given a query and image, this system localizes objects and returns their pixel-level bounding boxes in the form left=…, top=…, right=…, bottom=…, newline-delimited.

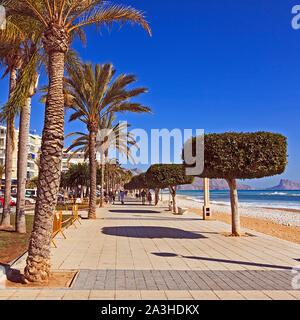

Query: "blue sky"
left=0, top=0, right=299, bottom=188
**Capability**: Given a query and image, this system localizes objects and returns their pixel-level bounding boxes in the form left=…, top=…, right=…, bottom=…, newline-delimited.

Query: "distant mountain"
left=129, top=168, right=144, bottom=176
left=266, top=179, right=300, bottom=190
left=178, top=177, right=253, bottom=190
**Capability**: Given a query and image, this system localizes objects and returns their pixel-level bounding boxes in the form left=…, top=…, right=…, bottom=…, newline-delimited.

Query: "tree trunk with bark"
left=226, top=178, right=241, bottom=236
left=154, top=188, right=160, bottom=206
left=16, top=74, right=39, bottom=234
left=88, top=129, right=97, bottom=219
left=105, top=151, right=109, bottom=202
left=168, top=186, right=177, bottom=213
left=1, top=69, right=17, bottom=229
left=100, top=151, right=105, bottom=207
left=24, top=27, right=69, bottom=282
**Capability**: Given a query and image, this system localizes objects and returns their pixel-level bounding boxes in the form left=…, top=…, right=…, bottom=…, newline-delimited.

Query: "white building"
left=0, top=125, right=41, bottom=183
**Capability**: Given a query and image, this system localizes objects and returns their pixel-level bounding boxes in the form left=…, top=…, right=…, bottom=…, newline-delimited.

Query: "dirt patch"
left=188, top=208, right=300, bottom=244
left=5, top=270, right=78, bottom=288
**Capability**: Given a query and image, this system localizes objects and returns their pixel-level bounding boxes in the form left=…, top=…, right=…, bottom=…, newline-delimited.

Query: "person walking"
left=120, top=190, right=125, bottom=204
left=147, top=191, right=152, bottom=205
left=141, top=190, right=146, bottom=205
left=108, top=190, right=113, bottom=204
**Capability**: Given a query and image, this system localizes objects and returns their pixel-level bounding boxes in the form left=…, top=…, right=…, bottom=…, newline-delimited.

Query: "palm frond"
left=68, top=3, right=151, bottom=36
left=0, top=49, right=39, bottom=122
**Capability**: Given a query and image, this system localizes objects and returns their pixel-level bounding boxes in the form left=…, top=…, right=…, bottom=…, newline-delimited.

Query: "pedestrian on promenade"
left=141, top=190, right=146, bottom=205
left=147, top=192, right=152, bottom=205
left=120, top=190, right=125, bottom=204
left=108, top=190, right=113, bottom=203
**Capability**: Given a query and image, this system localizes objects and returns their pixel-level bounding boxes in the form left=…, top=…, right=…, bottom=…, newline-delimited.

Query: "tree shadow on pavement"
left=109, top=209, right=161, bottom=214
left=150, top=252, right=293, bottom=270
left=101, top=226, right=208, bottom=239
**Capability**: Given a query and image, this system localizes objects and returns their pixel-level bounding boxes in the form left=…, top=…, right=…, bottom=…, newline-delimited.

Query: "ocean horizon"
left=171, top=190, right=300, bottom=210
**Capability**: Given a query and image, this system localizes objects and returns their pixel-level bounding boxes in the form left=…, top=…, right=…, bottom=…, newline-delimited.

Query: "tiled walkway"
left=1, top=198, right=300, bottom=300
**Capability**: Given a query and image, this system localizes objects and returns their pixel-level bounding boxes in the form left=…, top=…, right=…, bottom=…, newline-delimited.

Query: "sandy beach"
left=159, top=194, right=300, bottom=244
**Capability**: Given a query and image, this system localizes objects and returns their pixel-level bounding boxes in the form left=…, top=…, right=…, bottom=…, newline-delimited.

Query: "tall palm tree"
left=11, top=37, right=82, bottom=234
left=0, top=3, right=45, bottom=232
left=99, top=113, right=137, bottom=202
left=66, top=116, right=139, bottom=208
left=66, top=62, right=150, bottom=218
left=4, top=0, right=151, bottom=283
left=0, top=42, right=23, bottom=229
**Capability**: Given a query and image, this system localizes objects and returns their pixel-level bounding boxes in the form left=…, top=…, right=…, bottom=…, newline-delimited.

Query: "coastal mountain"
left=129, top=168, right=144, bottom=176
left=266, top=179, right=300, bottom=190
left=178, top=177, right=253, bottom=190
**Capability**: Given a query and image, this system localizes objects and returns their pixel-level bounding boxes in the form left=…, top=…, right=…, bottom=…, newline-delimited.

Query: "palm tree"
left=99, top=114, right=137, bottom=203
left=0, top=3, right=45, bottom=232
left=16, top=65, right=40, bottom=233
left=66, top=116, right=139, bottom=208
left=65, top=163, right=90, bottom=197
left=66, top=62, right=150, bottom=218
left=0, top=42, right=23, bottom=229
left=4, top=0, right=151, bottom=282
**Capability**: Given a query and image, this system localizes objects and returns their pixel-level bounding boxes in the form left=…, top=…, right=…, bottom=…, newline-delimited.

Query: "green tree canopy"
left=146, top=164, right=194, bottom=189
left=183, top=132, right=288, bottom=236
left=184, top=132, right=287, bottom=179
left=145, top=164, right=194, bottom=213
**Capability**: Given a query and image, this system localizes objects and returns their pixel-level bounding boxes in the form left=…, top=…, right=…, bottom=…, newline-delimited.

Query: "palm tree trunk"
left=100, top=151, right=104, bottom=207
left=226, top=178, right=241, bottom=236
left=88, top=130, right=97, bottom=219
left=1, top=68, right=17, bottom=229
left=24, top=50, right=66, bottom=283
left=16, top=74, right=39, bottom=234
left=105, top=151, right=109, bottom=202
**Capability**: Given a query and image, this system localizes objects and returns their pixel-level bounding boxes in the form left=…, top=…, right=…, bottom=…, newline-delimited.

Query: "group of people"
left=135, top=190, right=152, bottom=205
left=104, top=189, right=127, bottom=205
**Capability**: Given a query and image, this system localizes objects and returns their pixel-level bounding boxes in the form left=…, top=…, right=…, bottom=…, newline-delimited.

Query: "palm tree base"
left=0, top=225, right=13, bottom=231
left=24, top=255, right=51, bottom=283
left=88, top=210, right=97, bottom=219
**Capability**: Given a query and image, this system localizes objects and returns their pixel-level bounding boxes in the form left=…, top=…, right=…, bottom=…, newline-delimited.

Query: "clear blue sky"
left=0, top=0, right=299, bottom=188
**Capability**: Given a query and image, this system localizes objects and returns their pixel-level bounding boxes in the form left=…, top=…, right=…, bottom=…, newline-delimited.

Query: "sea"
left=174, top=190, right=300, bottom=210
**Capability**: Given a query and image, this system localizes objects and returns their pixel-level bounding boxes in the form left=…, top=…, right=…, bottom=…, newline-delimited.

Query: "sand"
left=161, top=194, right=300, bottom=244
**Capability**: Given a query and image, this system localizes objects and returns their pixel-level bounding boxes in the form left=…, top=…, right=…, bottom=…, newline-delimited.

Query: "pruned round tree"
left=125, top=173, right=161, bottom=205
left=183, top=132, right=287, bottom=236
left=146, top=164, right=194, bottom=213
left=124, top=173, right=149, bottom=192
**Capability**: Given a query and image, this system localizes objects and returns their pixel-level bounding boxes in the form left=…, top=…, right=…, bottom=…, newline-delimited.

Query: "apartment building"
left=61, top=148, right=87, bottom=172
left=0, top=125, right=41, bottom=182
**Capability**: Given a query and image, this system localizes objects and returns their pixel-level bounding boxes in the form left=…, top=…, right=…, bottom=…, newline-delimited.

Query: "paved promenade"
left=1, top=198, right=300, bottom=300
